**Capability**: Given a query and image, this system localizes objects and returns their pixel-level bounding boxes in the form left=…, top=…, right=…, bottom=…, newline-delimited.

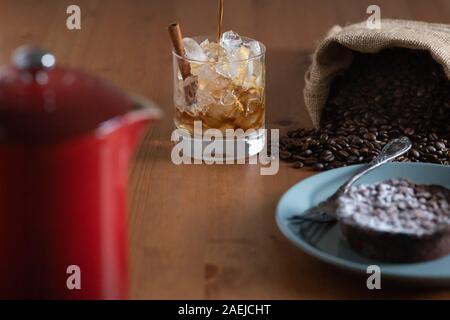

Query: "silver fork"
left=289, top=136, right=412, bottom=224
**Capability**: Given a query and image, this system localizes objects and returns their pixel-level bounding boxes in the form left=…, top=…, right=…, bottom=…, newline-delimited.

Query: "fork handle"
left=339, top=136, right=412, bottom=194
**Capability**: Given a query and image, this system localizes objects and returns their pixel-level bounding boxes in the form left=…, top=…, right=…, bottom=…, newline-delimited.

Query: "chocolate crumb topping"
left=337, top=179, right=450, bottom=236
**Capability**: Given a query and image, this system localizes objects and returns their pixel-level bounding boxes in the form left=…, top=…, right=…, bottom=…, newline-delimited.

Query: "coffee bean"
left=429, top=133, right=439, bottom=141
left=350, top=148, right=360, bottom=156
left=304, top=158, right=317, bottom=165
left=280, top=151, right=292, bottom=160
left=351, top=136, right=364, bottom=145
left=435, top=141, right=446, bottom=151
left=280, top=48, right=450, bottom=171
left=320, top=134, right=329, bottom=143
left=410, top=149, right=420, bottom=158
left=328, top=145, right=338, bottom=152
left=293, top=161, right=304, bottom=169
left=292, top=155, right=305, bottom=161
left=348, top=155, right=359, bottom=163
left=363, top=133, right=377, bottom=141
left=320, top=150, right=335, bottom=162
left=337, top=150, right=350, bottom=159
left=312, top=163, right=324, bottom=170
left=427, top=146, right=437, bottom=153
left=404, top=127, right=415, bottom=135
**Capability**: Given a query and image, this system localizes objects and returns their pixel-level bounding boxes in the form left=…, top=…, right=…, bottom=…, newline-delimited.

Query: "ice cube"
left=215, top=45, right=251, bottom=82
left=193, top=64, right=229, bottom=90
left=243, top=59, right=264, bottom=88
left=174, top=82, right=187, bottom=106
left=190, top=63, right=232, bottom=108
left=242, top=73, right=264, bottom=89
left=220, top=91, right=244, bottom=114
left=175, top=75, right=199, bottom=110
left=231, top=46, right=251, bottom=83
left=242, top=75, right=256, bottom=89
left=244, top=40, right=262, bottom=57
left=204, top=92, right=243, bottom=125
left=183, top=38, right=208, bottom=61
left=220, top=30, right=243, bottom=56
left=233, top=45, right=251, bottom=61
left=234, top=109, right=263, bottom=130
left=200, top=39, right=210, bottom=48
left=238, top=88, right=262, bottom=114
left=214, top=59, right=232, bottom=79
left=201, top=39, right=226, bottom=61
left=195, top=87, right=216, bottom=109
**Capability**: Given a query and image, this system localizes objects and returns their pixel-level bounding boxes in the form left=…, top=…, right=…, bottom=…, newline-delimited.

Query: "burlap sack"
left=304, top=19, right=450, bottom=128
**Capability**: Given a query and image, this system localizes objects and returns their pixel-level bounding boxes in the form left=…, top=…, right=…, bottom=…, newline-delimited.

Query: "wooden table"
left=1, top=0, right=450, bottom=299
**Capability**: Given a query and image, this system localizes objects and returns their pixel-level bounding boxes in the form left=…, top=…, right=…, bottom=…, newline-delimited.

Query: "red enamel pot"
left=0, top=46, right=160, bottom=299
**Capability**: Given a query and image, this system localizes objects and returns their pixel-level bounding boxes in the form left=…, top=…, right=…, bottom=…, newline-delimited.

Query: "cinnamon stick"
left=168, top=22, right=197, bottom=105
left=168, top=22, right=192, bottom=80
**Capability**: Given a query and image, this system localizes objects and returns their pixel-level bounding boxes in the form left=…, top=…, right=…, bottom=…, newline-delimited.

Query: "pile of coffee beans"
left=280, top=48, right=450, bottom=170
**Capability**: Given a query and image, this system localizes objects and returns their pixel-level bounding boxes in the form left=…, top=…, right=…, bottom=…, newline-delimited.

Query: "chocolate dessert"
left=336, top=179, right=450, bottom=262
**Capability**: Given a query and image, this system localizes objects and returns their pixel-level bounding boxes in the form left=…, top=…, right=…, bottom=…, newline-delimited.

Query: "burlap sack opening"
left=304, top=19, right=450, bottom=128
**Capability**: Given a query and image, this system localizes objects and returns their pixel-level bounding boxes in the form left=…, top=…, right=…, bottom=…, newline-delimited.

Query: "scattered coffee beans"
left=281, top=48, right=450, bottom=170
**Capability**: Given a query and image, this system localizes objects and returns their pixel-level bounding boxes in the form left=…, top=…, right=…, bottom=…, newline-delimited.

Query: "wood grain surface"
left=1, top=0, right=450, bottom=299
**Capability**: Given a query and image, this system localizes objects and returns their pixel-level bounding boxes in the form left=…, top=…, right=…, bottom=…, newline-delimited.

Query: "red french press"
left=0, top=46, right=160, bottom=299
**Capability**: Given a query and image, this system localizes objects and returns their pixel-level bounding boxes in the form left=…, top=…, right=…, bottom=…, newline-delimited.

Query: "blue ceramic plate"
left=276, top=162, right=450, bottom=286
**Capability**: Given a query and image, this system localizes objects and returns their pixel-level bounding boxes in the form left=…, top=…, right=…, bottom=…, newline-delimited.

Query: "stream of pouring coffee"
left=217, top=0, right=224, bottom=57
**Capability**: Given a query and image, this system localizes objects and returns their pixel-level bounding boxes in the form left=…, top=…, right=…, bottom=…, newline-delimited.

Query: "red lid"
left=0, top=46, right=136, bottom=144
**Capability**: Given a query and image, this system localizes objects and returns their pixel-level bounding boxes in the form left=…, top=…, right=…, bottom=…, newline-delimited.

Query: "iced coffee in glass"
left=171, top=30, right=266, bottom=160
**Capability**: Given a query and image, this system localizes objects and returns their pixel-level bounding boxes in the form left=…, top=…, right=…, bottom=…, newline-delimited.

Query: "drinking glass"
left=172, top=36, right=266, bottom=160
